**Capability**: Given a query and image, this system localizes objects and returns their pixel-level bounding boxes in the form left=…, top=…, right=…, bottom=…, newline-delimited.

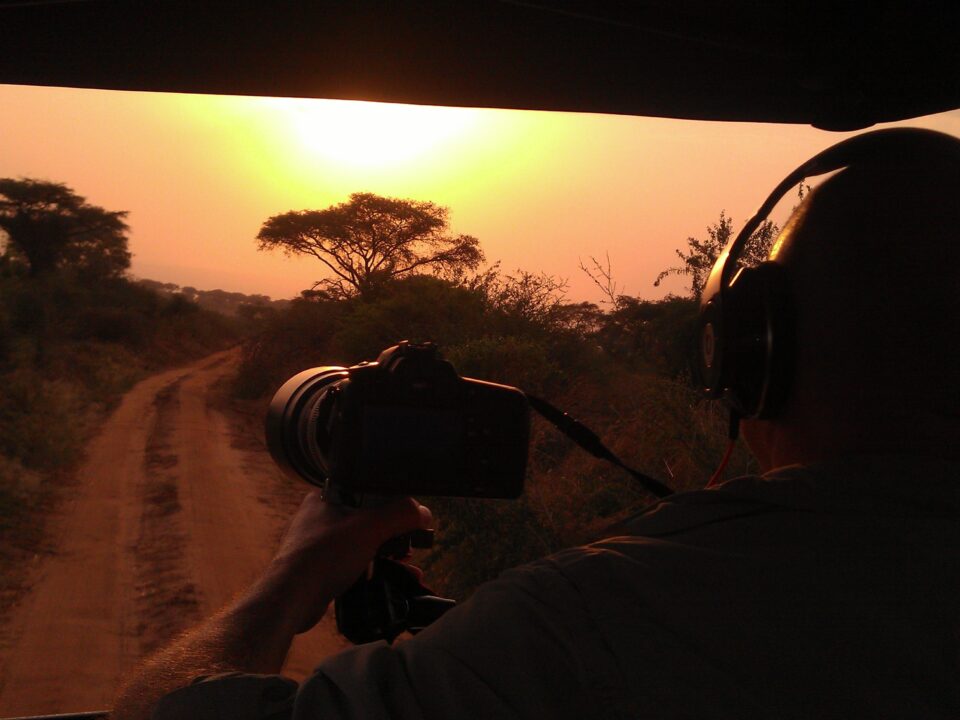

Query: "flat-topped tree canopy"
left=0, top=0, right=957, bottom=130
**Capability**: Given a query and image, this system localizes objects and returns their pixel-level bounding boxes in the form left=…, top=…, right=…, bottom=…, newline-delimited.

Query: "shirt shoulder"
left=301, top=556, right=631, bottom=720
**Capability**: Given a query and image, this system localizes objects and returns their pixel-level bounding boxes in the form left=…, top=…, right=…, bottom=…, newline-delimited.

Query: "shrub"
left=0, top=292, right=13, bottom=370
left=444, top=335, right=559, bottom=393
left=421, top=495, right=551, bottom=599
left=73, top=306, right=149, bottom=346
left=332, top=275, right=489, bottom=361
left=0, top=369, right=87, bottom=471
left=234, top=296, right=346, bottom=399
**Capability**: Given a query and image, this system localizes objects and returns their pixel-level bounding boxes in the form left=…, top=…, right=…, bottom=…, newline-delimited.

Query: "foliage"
left=416, top=362, right=760, bottom=597
left=0, top=178, right=130, bottom=279
left=333, top=275, right=490, bottom=361
left=232, top=294, right=348, bottom=399
left=596, top=294, right=699, bottom=377
left=654, top=210, right=779, bottom=299
left=0, top=454, right=50, bottom=616
left=577, top=254, right=700, bottom=377
left=480, top=268, right=569, bottom=330
left=0, top=369, right=86, bottom=471
left=234, top=267, right=588, bottom=399
left=257, top=192, right=484, bottom=299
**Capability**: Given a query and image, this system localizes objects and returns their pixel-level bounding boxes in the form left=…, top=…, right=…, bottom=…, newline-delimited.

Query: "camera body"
left=266, top=342, right=529, bottom=504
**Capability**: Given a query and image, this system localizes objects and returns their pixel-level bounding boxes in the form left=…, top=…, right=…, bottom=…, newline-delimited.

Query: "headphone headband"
left=713, top=127, right=951, bottom=292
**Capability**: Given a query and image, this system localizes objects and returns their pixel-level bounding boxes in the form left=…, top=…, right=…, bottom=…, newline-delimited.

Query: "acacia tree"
left=0, top=178, right=130, bottom=278
left=654, top=210, right=779, bottom=300
left=257, top=192, right=484, bottom=299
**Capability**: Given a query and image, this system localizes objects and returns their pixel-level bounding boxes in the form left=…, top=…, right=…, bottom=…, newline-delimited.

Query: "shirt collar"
left=711, top=454, right=960, bottom=518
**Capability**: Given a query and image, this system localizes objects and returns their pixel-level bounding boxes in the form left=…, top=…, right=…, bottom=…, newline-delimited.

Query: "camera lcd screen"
left=360, top=405, right=464, bottom=492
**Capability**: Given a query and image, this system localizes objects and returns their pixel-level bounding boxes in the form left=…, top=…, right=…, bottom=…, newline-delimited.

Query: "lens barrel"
left=265, top=344, right=530, bottom=499
left=264, top=366, right=348, bottom=487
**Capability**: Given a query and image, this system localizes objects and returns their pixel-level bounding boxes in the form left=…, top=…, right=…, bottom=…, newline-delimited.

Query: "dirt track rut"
left=0, top=350, right=347, bottom=716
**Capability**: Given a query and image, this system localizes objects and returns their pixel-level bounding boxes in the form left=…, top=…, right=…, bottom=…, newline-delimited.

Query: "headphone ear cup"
left=696, top=129, right=957, bottom=420
left=723, top=262, right=794, bottom=418
left=697, top=295, right=724, bottom=396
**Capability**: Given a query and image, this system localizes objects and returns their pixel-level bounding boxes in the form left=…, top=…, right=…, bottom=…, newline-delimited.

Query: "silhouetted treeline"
left=137, top=279, right=289, bottom=319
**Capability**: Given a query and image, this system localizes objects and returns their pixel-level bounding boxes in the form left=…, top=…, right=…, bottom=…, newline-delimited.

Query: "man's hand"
left=254, top=491, right=434, bottom=634
left=112, top=491, right=432, bottom=720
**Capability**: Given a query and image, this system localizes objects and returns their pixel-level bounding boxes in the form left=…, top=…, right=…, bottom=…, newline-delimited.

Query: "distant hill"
left=136, top=279, right=290, bottom=317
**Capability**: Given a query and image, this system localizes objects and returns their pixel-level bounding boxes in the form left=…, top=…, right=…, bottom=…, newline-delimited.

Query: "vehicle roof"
left=1, top=0, right=958, bottom=130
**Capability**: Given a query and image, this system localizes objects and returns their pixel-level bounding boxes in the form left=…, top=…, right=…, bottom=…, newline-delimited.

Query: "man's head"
left=739, top=130, right=960, bottom=471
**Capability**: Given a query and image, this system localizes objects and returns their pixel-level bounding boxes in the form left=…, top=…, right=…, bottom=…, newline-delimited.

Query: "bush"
left=73, top=306, right=149, bottom=346
left=444, top=335, right=560, bottom=393
left=594, top=295, right=700, bottom=377
left=0, top=369, right=88, bottom=471
left=422, top=496, right=550, bottom=599
left=0, top=262, right=245, bottom=621
left=332, top=275, right=489, bottom=361
left=0, top=454, right=47, bottom=560
left=233, top=296, right=346, bottom=399
left=0, top=293, right=13, bottom=371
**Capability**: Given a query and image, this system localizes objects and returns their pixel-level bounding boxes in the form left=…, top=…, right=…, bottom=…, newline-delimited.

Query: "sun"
left=264, top=97, right=481, bottom=169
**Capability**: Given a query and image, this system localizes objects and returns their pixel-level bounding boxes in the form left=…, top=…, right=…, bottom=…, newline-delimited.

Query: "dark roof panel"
left=1, top=0, right=957, bottom=129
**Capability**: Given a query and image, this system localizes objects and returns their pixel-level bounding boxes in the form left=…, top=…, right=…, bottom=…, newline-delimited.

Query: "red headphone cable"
left=706, top=439, right=736, bottom=488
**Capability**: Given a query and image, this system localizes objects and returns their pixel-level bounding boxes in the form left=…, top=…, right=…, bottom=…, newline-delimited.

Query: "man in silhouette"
left=113, top=133, right=960, bottom=719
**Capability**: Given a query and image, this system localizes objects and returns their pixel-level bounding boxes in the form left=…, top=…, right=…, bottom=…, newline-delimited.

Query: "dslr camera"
left=265, top=341, right=530, bottom=504
left=265, top=341, right=530, bottom=643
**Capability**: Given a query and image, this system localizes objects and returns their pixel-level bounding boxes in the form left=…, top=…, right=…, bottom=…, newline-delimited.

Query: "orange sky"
left=1, top=83, right=958, bottom=302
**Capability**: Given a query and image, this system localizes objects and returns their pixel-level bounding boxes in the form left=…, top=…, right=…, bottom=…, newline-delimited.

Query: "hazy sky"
left=2, top=83, right=958, bottom=303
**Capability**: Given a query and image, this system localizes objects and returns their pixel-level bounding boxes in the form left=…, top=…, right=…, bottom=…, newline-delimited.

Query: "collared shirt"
left=155, top=455, right=960, bottom=719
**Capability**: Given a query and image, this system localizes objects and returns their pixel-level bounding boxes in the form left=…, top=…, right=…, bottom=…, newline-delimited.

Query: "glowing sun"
left=266, top=97, right=480, bottom=169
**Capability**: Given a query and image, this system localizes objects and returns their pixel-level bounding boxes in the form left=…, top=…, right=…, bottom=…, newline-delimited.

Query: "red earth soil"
left=0, top=350, right=348, bottom=717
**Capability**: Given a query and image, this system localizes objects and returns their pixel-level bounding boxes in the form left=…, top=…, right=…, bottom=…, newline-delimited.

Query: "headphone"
left=698, top=127, right=956, bottom=433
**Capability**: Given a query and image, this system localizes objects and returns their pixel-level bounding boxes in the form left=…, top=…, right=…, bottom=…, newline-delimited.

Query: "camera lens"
left=265, top=366, right=349, bottom=487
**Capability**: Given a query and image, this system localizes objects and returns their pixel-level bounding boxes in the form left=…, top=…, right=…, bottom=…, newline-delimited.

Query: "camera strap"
left=524, top=394, right=674, bottom=498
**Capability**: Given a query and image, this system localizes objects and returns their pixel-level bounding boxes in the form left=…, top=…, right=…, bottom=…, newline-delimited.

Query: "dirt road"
left=0, top=350, right=348, bottom=717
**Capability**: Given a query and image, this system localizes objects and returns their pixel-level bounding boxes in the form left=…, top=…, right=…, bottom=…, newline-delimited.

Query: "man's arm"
left=111, top=490, right=432, bottom=720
